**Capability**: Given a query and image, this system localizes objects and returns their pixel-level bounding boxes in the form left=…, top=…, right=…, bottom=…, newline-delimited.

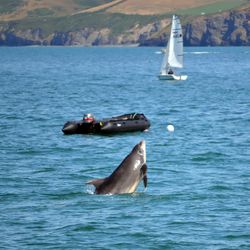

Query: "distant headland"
left=0, top=0, right=250, bottom=46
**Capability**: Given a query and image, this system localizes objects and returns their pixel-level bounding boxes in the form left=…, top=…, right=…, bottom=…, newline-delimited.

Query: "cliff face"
left=0, top=9, right=250, bottom=46
left=183, top=11, right=250, bottom=46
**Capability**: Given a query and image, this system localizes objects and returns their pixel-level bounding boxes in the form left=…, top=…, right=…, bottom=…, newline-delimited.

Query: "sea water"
left=0, top=46, right=249, bottom=249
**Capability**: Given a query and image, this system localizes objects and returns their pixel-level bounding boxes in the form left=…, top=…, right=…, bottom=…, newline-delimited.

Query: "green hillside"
left=0, top=0, right=249, bottom=19
left=1, top=0, right=249, bottom=36
left=4, top=12, right=161, bottom=37
left=74, top=0, right=113, bottom=9
left=0, top=0, right=24, bottom=14
left=176, top=0, right=249, bottom=16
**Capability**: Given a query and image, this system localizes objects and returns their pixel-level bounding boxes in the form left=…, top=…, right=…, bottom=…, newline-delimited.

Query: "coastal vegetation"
left=176, top=0, right=249, bottom=16
left=1, top=0, right=249, bottom=20
left=0, top=0, right=24, bottom=14
left=74, top=0, right=113, bottom=9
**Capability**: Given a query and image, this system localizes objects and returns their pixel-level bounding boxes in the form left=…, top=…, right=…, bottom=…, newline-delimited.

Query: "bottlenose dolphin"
left=87, top=140, right=147, bottom=195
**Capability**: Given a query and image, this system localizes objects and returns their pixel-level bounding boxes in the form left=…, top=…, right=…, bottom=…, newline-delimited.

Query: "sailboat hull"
left=158, top=74, right=175, bottom=80
left=158, top=74, right=188, bottom=81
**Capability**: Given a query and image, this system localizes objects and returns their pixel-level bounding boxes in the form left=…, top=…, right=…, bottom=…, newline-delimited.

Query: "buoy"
left=167, top=124, right=175, bottom=132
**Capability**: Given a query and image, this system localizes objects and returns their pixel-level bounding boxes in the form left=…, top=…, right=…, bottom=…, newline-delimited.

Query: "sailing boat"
left=159, top=15, right=187, bottom=81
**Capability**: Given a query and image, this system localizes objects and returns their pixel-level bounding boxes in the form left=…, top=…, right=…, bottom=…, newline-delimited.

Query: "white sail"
left=160, top=15, right=183, bottom=73
left=168, top=15, right=183, bottom=68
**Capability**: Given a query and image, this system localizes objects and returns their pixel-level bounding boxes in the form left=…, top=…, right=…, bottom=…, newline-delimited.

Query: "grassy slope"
left=8, top=12, right=161, bottom=37
left=0, top=0, right=249, bottom=36
left=0, top=0, right=114, bottom=20
left=1, top=0, right=249, bottom=17
left=176, top=0, right=249, bottom=16
left=0, top=0, right=24, bottom=14
left=0, top=0, right=115, bottom=17
left=74, top=0, right=113, bottom=9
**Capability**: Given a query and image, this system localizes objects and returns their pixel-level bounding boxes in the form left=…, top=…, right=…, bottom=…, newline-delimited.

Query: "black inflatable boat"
left=62, top=113, right=150, bottom=135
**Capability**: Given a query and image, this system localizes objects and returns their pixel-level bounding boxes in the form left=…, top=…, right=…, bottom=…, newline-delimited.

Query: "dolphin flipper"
left=141, top=164, right=147, bottom=188
left=87, top=178, right=106, bottom=189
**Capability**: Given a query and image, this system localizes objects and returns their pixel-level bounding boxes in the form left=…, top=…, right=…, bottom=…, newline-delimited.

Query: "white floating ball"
left=167, top=124, right=175, bottom=132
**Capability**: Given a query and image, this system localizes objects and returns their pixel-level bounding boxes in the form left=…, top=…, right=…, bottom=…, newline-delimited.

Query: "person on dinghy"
left=83, top=113, right=95, bottom=123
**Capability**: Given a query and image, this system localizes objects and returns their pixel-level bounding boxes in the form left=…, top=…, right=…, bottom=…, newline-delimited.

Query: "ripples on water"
left=0, top=47, right=249, bottom=249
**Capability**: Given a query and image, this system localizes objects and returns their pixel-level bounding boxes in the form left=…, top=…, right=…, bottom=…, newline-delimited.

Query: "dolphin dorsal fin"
left=87, top=178, right=106, bottom=188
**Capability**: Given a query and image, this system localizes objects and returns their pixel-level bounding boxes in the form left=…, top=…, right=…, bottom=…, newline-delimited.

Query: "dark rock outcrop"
left=183, top=11, right=250, bottom=46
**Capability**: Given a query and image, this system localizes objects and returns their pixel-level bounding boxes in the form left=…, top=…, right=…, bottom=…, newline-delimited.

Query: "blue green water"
left=0, top=47, right=249, bottom=249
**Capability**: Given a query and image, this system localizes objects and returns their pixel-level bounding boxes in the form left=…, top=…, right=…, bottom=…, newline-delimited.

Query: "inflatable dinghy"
left=62, top=113, right=150, bottom=135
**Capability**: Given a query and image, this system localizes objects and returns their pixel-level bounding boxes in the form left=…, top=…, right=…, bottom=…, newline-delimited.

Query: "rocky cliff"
left=0, top=8, right=250, bottom=46
left=183, top=10, right=250, bottom=46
